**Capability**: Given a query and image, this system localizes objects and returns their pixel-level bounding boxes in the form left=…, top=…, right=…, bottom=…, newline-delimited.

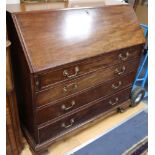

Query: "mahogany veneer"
left=7, top=4, right=145, bottom=154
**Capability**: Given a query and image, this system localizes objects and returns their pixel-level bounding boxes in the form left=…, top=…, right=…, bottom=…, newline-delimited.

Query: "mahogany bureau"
left=7, top=4, right=145, bottom=154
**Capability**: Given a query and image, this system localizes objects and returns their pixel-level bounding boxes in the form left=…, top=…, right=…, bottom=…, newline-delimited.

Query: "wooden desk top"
left=8, top=4, right=145, bottom=73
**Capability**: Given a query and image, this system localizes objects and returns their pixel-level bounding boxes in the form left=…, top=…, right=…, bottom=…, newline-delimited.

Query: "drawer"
left=35, top=45, right=142, bottom=91
left=36, top=71, right=136, bottom=124
left=38, top=88, right=131, bottom=143
left=35, top=59, right=139, bottom=107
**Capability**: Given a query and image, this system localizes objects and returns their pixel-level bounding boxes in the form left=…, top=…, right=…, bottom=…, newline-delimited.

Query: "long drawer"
left=35, top=45, right=142, bottom=91
left=35, top=59, right=139, bottom=107
left=38, top=88, right=131, bottom=143
left=36, top=71, right=136, bottom=124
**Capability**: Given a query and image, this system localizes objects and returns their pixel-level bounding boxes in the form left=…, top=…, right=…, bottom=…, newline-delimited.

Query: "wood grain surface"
left=35, top=45, right=142, bottom=91
left=35, top=71, right=136, bottom=107
left=12, top=5, right=145, bottom=72
left=38, top=88, right=131, bottom=143
left=6, top=4, right=145, bottom=154
left=6, top=40, right=24, bottom=155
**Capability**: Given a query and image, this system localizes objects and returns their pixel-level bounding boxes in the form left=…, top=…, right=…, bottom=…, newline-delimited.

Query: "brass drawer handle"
left=119, top=52, right=129, bottom=61
left=63, top=83, right=78, bottom=92
left=63, top=66, right=79, bottom=78
left=109, top=97, right=119, bottom=106
left=112, top=81, right=122, bottom=89
left=61, top=100, right=76, bottom=111
left=61, top=118, right=74, bottom=129
left=115, top=66, right=126, bottom=75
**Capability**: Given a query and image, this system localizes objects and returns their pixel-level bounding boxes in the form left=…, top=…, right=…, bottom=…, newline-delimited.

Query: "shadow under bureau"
left=7, top=4, right=145, bottom=154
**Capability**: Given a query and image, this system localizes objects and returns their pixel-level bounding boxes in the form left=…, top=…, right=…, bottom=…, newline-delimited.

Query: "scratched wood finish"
left=6, top=4, right=145, bottom=154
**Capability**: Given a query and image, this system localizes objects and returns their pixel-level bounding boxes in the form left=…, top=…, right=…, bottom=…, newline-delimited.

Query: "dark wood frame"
left=6, top=40, right=24, bottom=155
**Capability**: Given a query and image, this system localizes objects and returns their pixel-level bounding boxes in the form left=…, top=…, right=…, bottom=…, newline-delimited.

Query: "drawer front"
left=36, top=71, right=136, bottom=124
left=35, top=45, right=142, bottom=91
left=38, top=88, right=131, bottom=143
left=35, top=59, right=139, bottom=107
